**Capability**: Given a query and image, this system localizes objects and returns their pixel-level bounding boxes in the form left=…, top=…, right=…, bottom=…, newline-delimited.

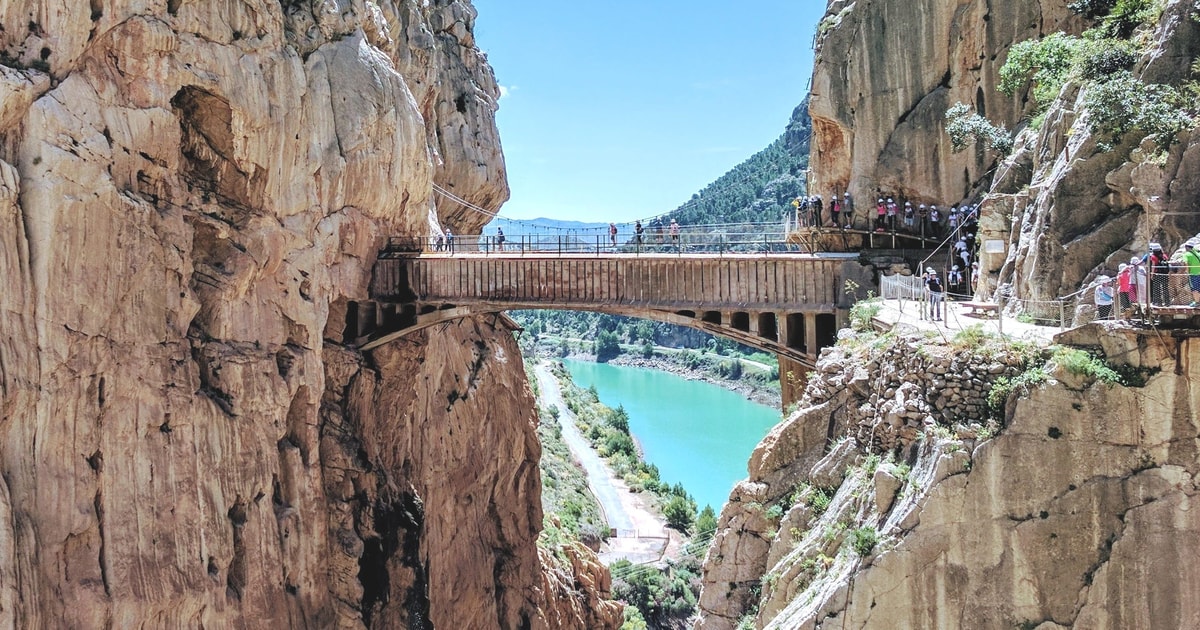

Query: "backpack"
left=928, top=277, right=943, bottom=293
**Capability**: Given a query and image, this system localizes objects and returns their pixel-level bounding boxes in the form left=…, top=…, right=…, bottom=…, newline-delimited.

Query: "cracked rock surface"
left=694, top=325, right=1200, bottom=630
left=0, top=1, right=618, bottom=627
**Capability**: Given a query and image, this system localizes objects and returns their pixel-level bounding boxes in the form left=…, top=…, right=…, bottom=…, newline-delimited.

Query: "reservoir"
left=562, top=358, right=781, bottom=512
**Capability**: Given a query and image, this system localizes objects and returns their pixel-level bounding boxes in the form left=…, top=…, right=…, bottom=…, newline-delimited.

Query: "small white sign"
left=984, top=239, right=1006, bottom=254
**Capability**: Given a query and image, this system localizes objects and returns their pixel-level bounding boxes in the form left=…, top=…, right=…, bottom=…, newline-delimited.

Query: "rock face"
left=695, top=325, right=1200, bottom=629
left=809, top=0, right=1078, bottom=205
left=810, top=0, right=1200, bottom=300
left=0, top=1, right=618, bottom=628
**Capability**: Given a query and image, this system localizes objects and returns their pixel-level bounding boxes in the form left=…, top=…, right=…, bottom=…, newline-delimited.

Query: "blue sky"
left=472, top=1, right=826, bottom=223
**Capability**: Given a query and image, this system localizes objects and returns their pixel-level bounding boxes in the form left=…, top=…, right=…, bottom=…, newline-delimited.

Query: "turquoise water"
left=561, top=359, right=781, bottom=512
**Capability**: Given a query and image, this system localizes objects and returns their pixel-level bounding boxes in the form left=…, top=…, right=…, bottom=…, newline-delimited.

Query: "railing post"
left=1060, top=300, right=1066, bottom=330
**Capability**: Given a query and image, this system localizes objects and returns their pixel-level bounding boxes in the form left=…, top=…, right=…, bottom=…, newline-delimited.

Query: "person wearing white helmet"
left=1094, top=275, right=1115, bottom=320
left=842, top=191, right=855, bottom=229
left=1117, top=262, right=1133, bottom=316
left=948, top=265, right=963, bottom=293
left=1144, top=242, right=1170, bottom=305
left=876, top=198, right=887, bottom=231
left=924, top=267, right=945, bottom=320
left=1129, top=255, right=1148, bottom=307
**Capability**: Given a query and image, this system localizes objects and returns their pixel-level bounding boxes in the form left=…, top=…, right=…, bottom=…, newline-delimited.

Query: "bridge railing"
left=385, top=231, right=808, bottom=256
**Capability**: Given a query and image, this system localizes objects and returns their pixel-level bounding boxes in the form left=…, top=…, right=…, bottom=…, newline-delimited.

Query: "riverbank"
left=603, top=353, right=781, bottom=408
left=523, top=334, right=782, bottom=409
left=531, top=361, right=682, bottom=564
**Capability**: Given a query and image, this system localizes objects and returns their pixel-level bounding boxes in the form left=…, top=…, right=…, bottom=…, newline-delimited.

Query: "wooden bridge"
left=350, top=248, right=865, bottom=380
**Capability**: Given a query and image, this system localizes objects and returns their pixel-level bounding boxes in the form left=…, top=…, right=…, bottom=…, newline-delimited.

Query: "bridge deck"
left=372, top=252, right=845, bottom=312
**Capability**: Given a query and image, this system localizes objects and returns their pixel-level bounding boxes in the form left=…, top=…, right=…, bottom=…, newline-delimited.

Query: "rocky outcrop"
left=810, top=0, right=1200, bottom=301
left=695, top=324, right=1200, bottom=629
left=0, top=1, right=616, bottom=627
left=987, top=0, right=1200, bottom=301
left=810, top=0, right=1079, bottom=205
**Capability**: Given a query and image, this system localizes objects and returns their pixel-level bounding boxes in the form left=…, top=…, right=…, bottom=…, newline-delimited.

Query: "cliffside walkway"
left=352, top=237, right=872, bottom=370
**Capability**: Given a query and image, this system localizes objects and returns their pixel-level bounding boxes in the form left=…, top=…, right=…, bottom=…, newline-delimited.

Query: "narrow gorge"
left=2, top=1, right=618, bottom=627
left=4, top=0, right=1200, bottom=628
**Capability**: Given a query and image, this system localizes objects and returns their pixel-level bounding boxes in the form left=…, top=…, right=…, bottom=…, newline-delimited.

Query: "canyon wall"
left=810, top=0, right=1200, bottom=301
left=809, top=0, right=1079, bottom=206
left=695, top=324, right=1200, bottom=629
left=0, top=0, right=618, bottom=627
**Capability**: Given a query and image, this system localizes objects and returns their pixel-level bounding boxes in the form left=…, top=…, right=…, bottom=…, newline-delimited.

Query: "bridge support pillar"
left=778, top=355, right=810, bottom=412
left=805, top=313, right=819, bottom=362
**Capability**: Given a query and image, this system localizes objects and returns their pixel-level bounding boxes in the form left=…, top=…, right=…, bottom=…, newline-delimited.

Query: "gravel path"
left=532, top=361, right=677, bottom=564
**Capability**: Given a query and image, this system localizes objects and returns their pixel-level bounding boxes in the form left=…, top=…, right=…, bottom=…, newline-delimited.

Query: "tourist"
left=635, top=220, right=645, bottom=247
left=811, top=195, right=823, bottom=227
left=1094, top=275, right=1115, bottom=320
left=1183, top=240, right=1200, bottom=307
left=496, top=227, right=506, bottom=251
left=842, top=192, right=855, bottom=229
left=1130, top=256, right=1148, bottom=307
left=948, top=205, right=960, bottom=234
left=925, top=267, right=945, bottom=321
left=434, top=234, right=444, bottom=252
left=830, top=194, right=841, bottom=228
left=948, top=265, right=963, bottom=294
left=970, top=261, right=980, bottom=294
left=654, top=219, right=665, bottom=244
left=929, top=205, right=941, bottom=238
left=669, top=219, right=680, bottom=249
left=903, top=202, right=914, bottom=232
left=1117, top=263, right=1133, bottom=315
left=876, top=198, right=887, bottom=231
left=1145, top=242, right=1171, bottom=305
left=885, top=198, right=897, bottom=231
left=446, top=229, right=454, bottom=253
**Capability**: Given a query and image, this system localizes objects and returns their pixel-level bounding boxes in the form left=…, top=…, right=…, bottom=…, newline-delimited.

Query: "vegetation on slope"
left=949, top=0, right=1198, bottom=157
left=665, top=99, right=811, bottom=227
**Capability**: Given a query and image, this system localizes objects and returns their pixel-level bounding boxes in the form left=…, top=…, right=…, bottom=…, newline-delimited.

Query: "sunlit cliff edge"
left=0, top=1, right=619, bottom=627
left=695, top=1, right=1200, bottom=628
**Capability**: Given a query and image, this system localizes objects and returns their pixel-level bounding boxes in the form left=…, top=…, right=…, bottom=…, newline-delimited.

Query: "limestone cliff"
left=810, top=0, right=1200, bottom=301
left=695, top=325, right=1200, bottom=629
left=0, top=1, right=618, bottom=628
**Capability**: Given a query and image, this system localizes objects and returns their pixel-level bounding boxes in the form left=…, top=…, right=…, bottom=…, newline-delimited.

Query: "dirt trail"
left=533, top=361, right=681, bottom=564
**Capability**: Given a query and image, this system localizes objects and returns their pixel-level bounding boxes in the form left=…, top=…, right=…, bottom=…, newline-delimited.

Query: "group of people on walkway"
left=1095, top=237, right=1200, bottom=318
left=792, top=192, right=858, bottom=229
left=792, top=192, right=983, bottom=244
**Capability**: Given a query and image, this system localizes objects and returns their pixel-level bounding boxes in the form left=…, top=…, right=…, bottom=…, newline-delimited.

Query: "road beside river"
left=532, top=361, right=679, bottom=564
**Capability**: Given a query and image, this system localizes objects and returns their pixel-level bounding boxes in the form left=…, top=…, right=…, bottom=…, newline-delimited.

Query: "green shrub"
left=986, top=366, right=1049, bottom=420
left=849, top=298, right=883, bottom=332
left=849, top=526, right=879, bottom=556
left=664, top=495, right=697, bottom=532
left=945, top=103, right=1014, bottom=154
left=807, top=487, right=832, bottom=516
left=1101, top=0, right=1159, bottom=38
left=1078, top=42, right=1138, bottom=79
left=1052, top=346, right=1122, bottom=384
left=999, top=33, right=1086, bottom=108
left=1069, top=0, right=1118, bottom=18
left=696, top=505, right=718, bottom=538
left=1086, top=70, right=1195, bottom=152
left=595, top=330, right=621, bottom=362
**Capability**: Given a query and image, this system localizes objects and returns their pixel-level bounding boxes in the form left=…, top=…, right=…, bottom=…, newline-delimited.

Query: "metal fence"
left=383, top=229, right=805, bottom=256
left=880, top=274, right=925, bottom=300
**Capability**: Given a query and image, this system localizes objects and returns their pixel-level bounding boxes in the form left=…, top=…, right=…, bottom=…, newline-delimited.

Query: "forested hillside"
left=667, top=98, right=811, bottom=226
left=510, top=98, right=813, bottom=360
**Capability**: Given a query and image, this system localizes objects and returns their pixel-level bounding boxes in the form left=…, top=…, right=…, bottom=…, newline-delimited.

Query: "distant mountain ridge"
left=665, top=98, right=811, bottom=226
